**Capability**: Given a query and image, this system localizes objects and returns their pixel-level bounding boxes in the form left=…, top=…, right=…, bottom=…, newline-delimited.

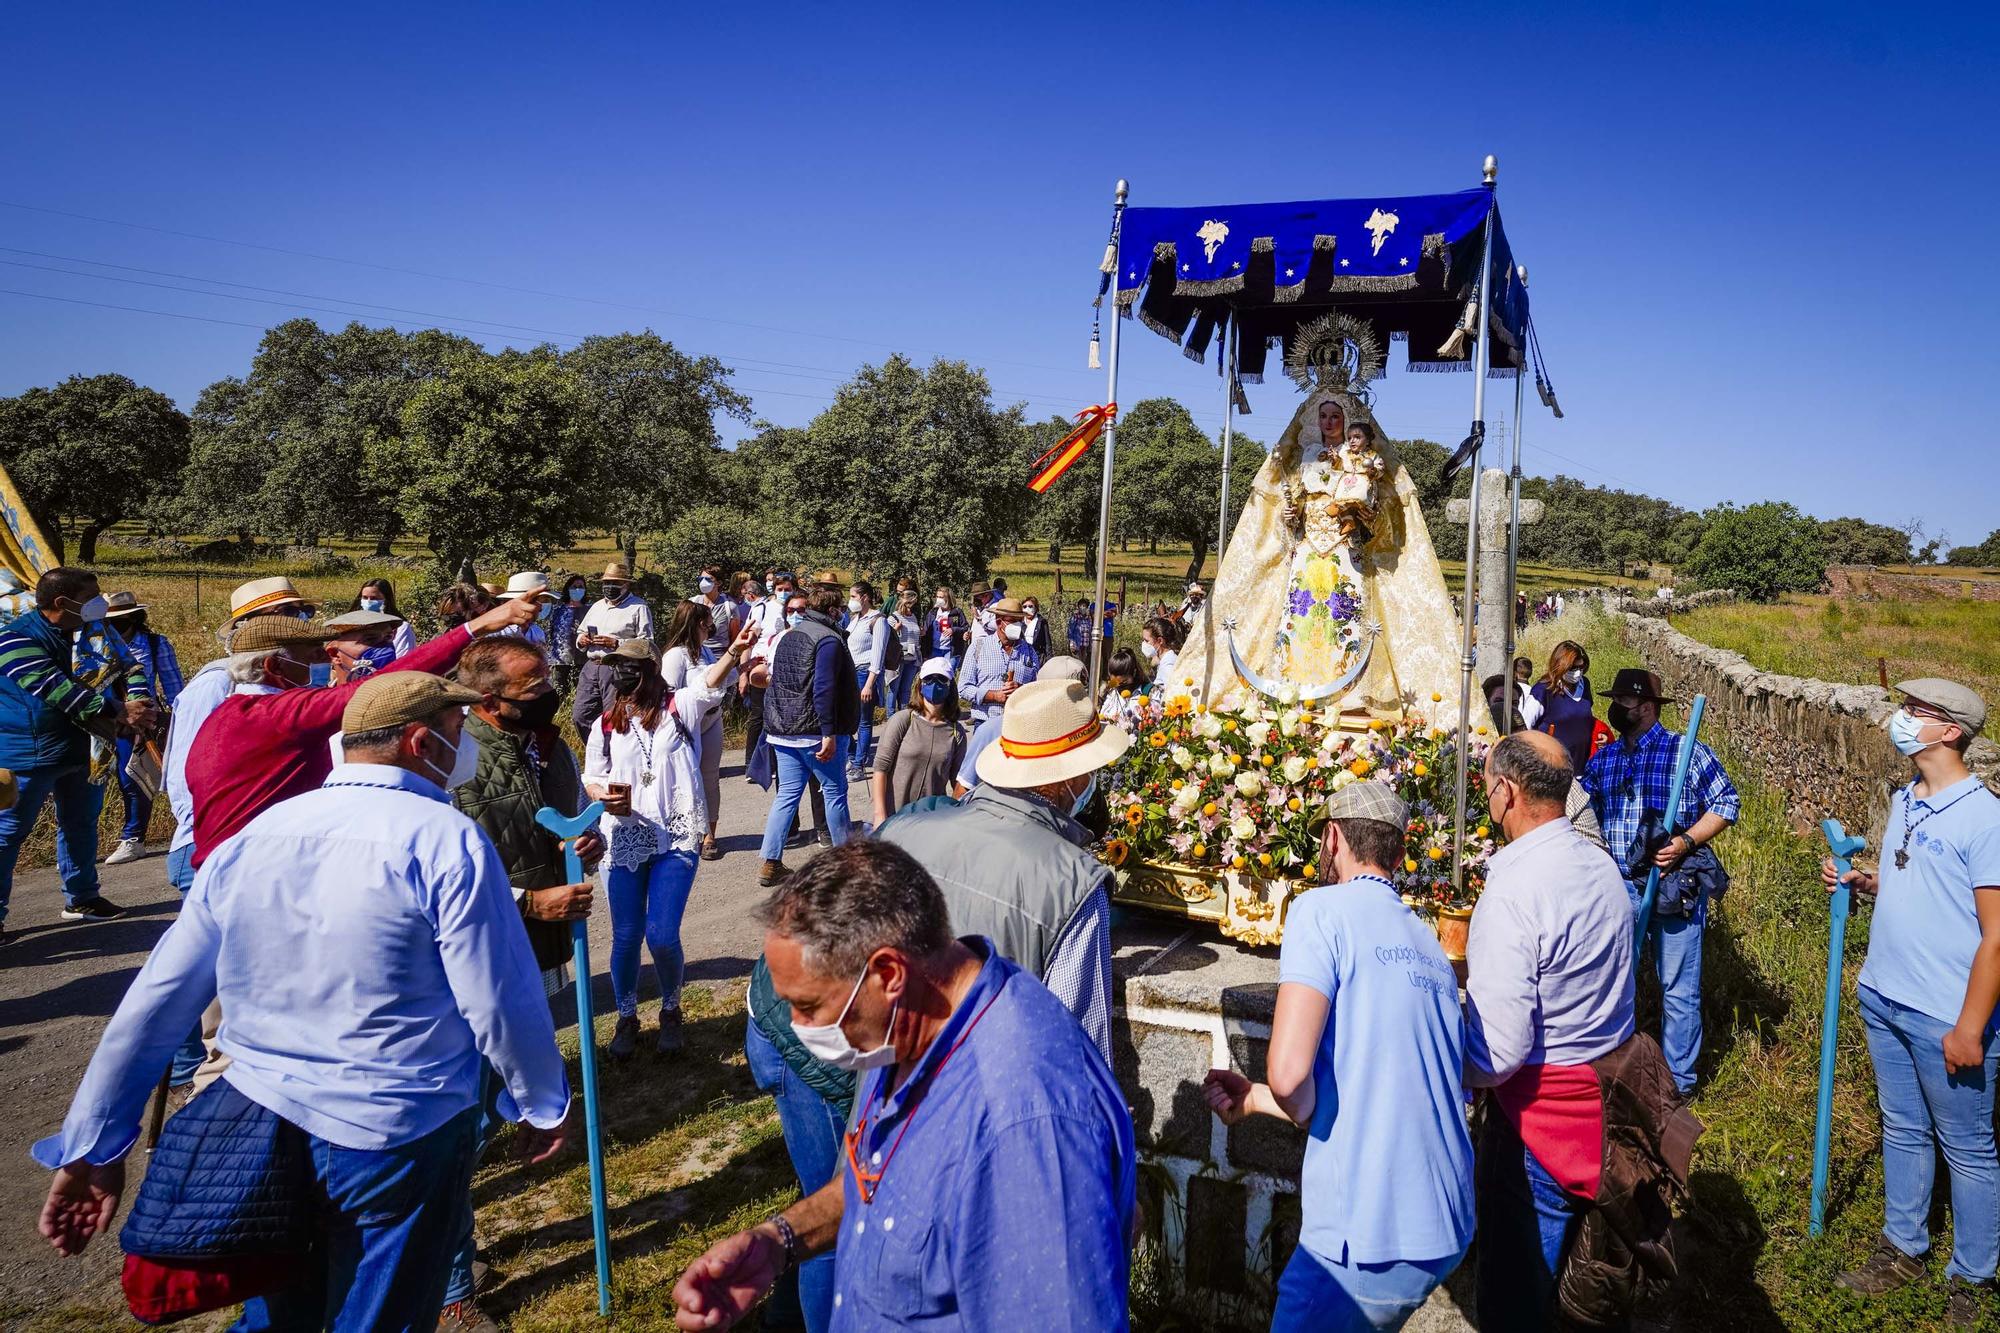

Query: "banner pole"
left=1503, top=276, right=1527, bottom=733
left=1089, top=179, right=1129, bottom=696
left=1811, top=818, right=1866, bottom=1236
left=1215, top=318, right=1238, bottom=575
left=1452, top=156, right=1498, bottom=895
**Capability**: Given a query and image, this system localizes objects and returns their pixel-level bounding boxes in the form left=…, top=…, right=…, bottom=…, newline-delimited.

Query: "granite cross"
left=1447, top=466, right=1544, bottom=687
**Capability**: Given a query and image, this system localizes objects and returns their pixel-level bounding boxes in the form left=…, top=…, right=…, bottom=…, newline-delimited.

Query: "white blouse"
left=583, top=676, right=724, bottom=867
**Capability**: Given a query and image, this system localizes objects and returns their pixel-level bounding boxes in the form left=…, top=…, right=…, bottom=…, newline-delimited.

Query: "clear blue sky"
left=3, top=3, right=1996, bottom=547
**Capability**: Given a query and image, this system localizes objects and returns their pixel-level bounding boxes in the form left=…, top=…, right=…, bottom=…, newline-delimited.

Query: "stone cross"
left=1447, top=466, right=1544, bottom=685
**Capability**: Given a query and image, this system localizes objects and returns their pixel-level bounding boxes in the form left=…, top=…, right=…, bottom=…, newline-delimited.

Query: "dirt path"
left=0, top=751, right=850, bottom=1325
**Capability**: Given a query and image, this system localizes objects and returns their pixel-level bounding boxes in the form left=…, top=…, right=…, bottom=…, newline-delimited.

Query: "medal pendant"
left=1895, top=849, right=1909, bottom=869
left=641, top=771, right=655, bottom=787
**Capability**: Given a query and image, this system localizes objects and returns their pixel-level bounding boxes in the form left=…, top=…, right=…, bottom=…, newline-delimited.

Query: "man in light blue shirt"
left=1828, top=679, right=2000, bottom=1323
left=956, top=596, right=1039, bottom=726
left=1205, top=779, right=1474, bottom=1332
left=33, top=671, right=572, bottom=1332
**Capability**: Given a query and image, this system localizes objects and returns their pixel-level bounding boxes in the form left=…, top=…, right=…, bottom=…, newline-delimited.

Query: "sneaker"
left=104, top=838, right=145, bottom=866
left=814, top=829, right=833, bottom=848
left=759, top=859, right=790, bottom=888
left=60, top=897, right=124, bottom=922
left=607, top=1014, right=641, bottom=1062
left=438, top=1299, right=499, bottom=1333
left=785, top=828, right=813, bottom=850
left=1836, top=1236, right=1926, bottom=1296
left=1946, top=1276, right=1996, bottom=1327
left=656, top=1005, right=684, bottom=1054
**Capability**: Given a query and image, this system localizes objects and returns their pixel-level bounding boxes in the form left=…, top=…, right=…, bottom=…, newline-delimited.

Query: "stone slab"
left=1116, top=922, right=1280, bottom=1025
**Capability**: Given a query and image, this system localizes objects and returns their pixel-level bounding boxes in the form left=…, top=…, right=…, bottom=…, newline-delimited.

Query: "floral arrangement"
left=1099, top=685, right=1496, bottom=910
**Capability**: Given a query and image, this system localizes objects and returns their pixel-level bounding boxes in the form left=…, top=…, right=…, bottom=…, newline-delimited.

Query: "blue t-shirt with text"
left=1860, top=777, right=2000, bottom=1029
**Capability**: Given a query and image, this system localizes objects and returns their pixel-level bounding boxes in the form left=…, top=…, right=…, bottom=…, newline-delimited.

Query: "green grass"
left=1521, top=606, right=1988, bottom=1332
left=1673, top=593, right=2000, bottom=742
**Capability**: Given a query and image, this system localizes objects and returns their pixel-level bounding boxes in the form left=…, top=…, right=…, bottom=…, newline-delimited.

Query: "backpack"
left=873, top=612, right=904, bottom=674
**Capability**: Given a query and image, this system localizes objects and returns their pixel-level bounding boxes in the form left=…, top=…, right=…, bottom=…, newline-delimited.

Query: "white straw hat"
left=974, top=678, right=1132, bottom=788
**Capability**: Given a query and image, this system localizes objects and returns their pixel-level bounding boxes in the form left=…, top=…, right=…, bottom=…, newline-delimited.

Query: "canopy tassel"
left=1088, top=335, right=1102, bottom=370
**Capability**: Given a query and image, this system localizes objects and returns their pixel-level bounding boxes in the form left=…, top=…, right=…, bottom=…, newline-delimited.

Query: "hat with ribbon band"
left=973, top=679, right=1132, bottom=788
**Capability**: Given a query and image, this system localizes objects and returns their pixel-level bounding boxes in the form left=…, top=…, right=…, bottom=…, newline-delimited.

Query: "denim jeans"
left=0, top=763, right=103, bottom=921
left=1859, top=984, right=2000, bottom=1282
left=605, top=850, right=700, bottom=1018
left=442, top=1064, right=509, bottom=1305
left=1475, top=1105, right=1582, bottom=1333
left=165, top=843, right=207, bottom=1084
left=888, top=660, right=915, bottom=716
left=745, top=1015, right=841, bottom=1333
left=1634, top=882, right=1705, bottom=1093
left=231, top=1108, right=478, bottom=1332
left=760, top=739, right=852, bottom=862
left=851, top=666, right=879, bottom=772
left=1272, top=1243, right=1461, bottom=1332
left=113, top=736, right=152, bottom=842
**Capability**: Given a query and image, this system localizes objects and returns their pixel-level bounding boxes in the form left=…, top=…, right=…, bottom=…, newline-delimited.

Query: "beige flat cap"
left=342, top=671, right=481, bottom=735
left=229, top=618, right=335, bottom=655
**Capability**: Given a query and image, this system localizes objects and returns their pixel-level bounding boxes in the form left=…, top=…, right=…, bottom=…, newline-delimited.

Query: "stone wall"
left=1828, top=565, right=2000, bottom=602
left=1610, top=606, right=2000, bottom=841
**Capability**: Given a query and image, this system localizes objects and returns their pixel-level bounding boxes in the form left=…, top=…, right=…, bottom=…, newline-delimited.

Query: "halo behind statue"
left=1284, top=312, right=1385, bottom=404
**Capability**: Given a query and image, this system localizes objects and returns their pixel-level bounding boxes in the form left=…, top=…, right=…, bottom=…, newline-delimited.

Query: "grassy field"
left=1673, top=593, right=2000, bottom=742
left=1520, top=605, right=1981, bottom=1332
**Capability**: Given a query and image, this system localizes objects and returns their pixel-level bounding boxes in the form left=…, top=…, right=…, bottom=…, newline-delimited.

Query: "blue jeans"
left=1273, top=1243, right=1461, bottom=1332
left=165, top=843, right=206, bottom=1084
left=745, top=1016, right=841, bottom=1332
left=1633, top=882, right=1705, bottom=1093
left=0, top=763, right=103, bottom=922
left=232, top=1108, right=478, bottom=1332
left=605, top=849, right=700, bottom=1018
left=1475, top=1105, right=1582, bottom=1333
left=442, top=1064, right=509, bottom=1305
left=760, top=740, right=852, bottom=862
left=886, top=661, right=915, bottom=717
left=851, top=666, right=879, bottom=771
left=1859, top=984, right=2000, bottom=1282
left=113, top=736, right=152, bottom=842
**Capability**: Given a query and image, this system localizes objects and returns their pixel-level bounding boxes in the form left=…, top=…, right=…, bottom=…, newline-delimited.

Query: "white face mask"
left=792, top=965, right=899, bottom=1073
left=1563, top=668, right=1585, bottom=687
left=71, top=594, right=110, bottom=622
left=1140, top=640, right=1158, bottom=660
left=698, top=577, right=715, bottom=593
left=979, top=609, right=997, bottom=633
left=1889, top=709, right=1945, bottom=757
left=848, top=597, right=864, bottom=617
left=935, top=598, right=949, bottom=611
left=422, top=723, right=480, bottom=791
left=1003, top=621, right=1023, bottom=643
left=1023, top=606, right=1038, bottom=620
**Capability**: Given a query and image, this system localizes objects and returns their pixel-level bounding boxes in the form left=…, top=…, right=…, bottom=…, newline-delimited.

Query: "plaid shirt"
left=1582, top=722, right=1740, bottom=879
left=127, top=630, right=185, bottom=707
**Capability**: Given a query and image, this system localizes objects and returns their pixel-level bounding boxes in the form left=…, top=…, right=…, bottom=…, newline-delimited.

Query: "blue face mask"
left=1070, top=772, right=1098, bottom=817
left=537, top=602, right=553, bottom=622
left=349, top=643, right=397, bottom=679
left=360, top=597, right=385, bottom=614
left=307, top=662, right=332, bottom=688
left=567, top=587, right=586, bottom=603
left=920, top=678, right=953, bottom=707
left=786, top=611, right=803, bottom=629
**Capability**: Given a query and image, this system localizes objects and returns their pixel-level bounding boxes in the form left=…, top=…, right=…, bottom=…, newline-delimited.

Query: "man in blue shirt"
left=672, top=840, right=1135, bottom=1331
left=957, top=596, right=1040, bottom=726
left=1826, top=679, right=2000, bottom=1325
left=1582, top=667, right=1739, bottom=1097
left=33, top=671, right=573, bottom=1332
left=1204, top=779, right=1474, bottom=1331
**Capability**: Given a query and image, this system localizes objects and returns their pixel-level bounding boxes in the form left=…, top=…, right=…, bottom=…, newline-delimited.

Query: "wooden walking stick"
left=1810, top=818, right=1867, bottom=1237
left=535, top=800, right=613, bottom=1316
left=1632, top=695, right=1709, bottom=952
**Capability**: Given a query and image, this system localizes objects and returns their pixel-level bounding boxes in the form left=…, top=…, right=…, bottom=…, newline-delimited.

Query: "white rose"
left=1319, top=728, right=1345, bottom=752
left=1276, top=682, right=1300, bottom=706
left=1230, top=815, right=1257, bottom=841
left=1278, top=709, right=1303, bottom=738
left=1208, top=753, right=1236, bottom=777
left=1172, top=785, right=1203, bottom=814
left=1282, top=755, right=1310, bottom=784
left=1194, top=713, right=1224, bottom=740
left=1245, top=720, right=1273, bottom=747
left=1169, top=745, right=1194, bottom=770
left=1332, top=769, right=1357, bottom=792
left=1235, top=770, right=1263, bottom=797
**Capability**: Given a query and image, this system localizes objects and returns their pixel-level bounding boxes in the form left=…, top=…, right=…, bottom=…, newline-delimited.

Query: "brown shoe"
left=656, top=1004, right=684, bottom=1054
left=1836, top=1236, right=1926, bottom=1296
left=759, top=859, right=789, bottom=887
left=1947, top=1276, right=1997, bottom=1327
left=701, top=835, right=721, bottom=861
left=607, top=1014, right=641, bottom=1062
left=438, top=1299, right=499, bottom=1332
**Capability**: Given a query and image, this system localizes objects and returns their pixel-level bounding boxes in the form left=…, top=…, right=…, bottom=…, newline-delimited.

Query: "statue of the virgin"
left=1175, top=312, right=1462, bottom=720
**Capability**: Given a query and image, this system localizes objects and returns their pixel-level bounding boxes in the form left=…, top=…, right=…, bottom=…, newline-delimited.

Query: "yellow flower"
left=1171, top=779, right=1184, bottom=790
left=1103, top=839, right=1129, bottom=867
left=1257, top=852, right=1273, bottom=868
left=1232, top=855, right=1247, bottom=870
left=1183, top=676, right=1194, bottom=687
left=1476, top=824, right=1490, bottom=839
left=1349, top=758, right=1372, bottom=777
left=1223, top=719, right=1237, bottom=733
left=1149, top=733, right=1167, bottom=748
left=1427, top=846, right=1446, bottom=860
left=1193, top=842, right=1207, bottom=859
left=1368, top=718, right=1386, bottom=731
left=1260, top=754, right=1275, bottom=767
left=1405, top=857, right=1418, bottom=872
left=1287, top=797, right=1302, bottom=812
left=1202, top=801, right=1218, bottom=817
left=1304, top=862, right=1318, bottom=879
left=1307, top=756, right=1320, bottom=770
left=1125, top=807, right=1145, bottom=827
left=1413, top=761, right=1428, bottom=777
left=1120, top=688, right=1132, bottom=698
left=1475, top=724, right=1489, bottom=736
left=1431, top=691, right=1443, bottom=702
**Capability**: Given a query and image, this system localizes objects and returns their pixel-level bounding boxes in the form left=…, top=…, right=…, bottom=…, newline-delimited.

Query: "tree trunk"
left=374, top=532, right=394, bottom=558
left=622, top=534, right=638, bottom=569
left=1047, top=541, right=1062, bottom=565
left=1184, top=536, right=1209, bottom=587
left=77, top=518, right=116, bottom=566
left=1148, top=536, right=1158, bottom=555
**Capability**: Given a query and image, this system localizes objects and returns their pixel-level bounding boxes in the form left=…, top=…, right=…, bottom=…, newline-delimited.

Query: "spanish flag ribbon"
left=1027, top=403, right=1116, bottom=494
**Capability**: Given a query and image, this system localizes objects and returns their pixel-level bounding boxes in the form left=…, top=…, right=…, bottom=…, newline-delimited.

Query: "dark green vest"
left=454, top=712, right=589, bottom=973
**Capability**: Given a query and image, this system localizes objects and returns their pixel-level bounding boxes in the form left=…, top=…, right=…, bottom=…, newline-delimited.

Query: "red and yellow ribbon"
left=1027, top=403, right=1116, bottom=494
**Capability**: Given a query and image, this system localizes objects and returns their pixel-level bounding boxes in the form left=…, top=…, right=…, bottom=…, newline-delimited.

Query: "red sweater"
left=187, top=627, right=473, bottom=865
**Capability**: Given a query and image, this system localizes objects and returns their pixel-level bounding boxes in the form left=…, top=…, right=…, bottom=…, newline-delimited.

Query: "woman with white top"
left=661, top=599, right=731, bottom=863
left=888, top=585, right=923, bottom=715
left=585, top=625, right=755, bottom=1059
left=1141, top=616, right=1183, bottom=691
left=845, top=581, right=893, bottom=782
left=1098, top=646, right=1152, bottom=731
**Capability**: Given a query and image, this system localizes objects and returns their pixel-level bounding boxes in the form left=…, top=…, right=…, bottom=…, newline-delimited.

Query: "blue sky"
left=3, top=3, right=1996, bottom=546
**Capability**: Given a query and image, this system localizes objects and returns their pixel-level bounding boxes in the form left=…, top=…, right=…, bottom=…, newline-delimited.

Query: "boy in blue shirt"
left=1827, top=678, right=2000, bottom=1327
left=1205, top=780, right=1473, bottom=1331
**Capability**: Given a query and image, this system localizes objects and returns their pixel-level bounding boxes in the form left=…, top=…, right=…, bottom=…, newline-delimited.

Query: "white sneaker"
left=104, top=838, right=144, bottom=866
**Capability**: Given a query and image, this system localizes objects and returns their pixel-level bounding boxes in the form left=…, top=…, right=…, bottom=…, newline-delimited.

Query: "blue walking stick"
left=1632, top=694, right=1709, bottom=954
left=1810, top=818, right=1867, bottom=1238
left=536, top=801, right=612, bottom=1316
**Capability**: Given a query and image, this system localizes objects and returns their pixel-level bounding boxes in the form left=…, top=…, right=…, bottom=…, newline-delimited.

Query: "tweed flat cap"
left=1898, top=678, right=1988, bottom=735
left=341, top=671, right=481, bottom=735
left=1320, top=778, right=1410, bottom=831
left=229, top=618, right=334, bottom=654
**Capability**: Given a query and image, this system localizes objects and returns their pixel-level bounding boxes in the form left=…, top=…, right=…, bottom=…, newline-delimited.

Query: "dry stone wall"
left=1828, top=565, right=2000, bottom=602
left=1610, top=602, right=2000, bottom=843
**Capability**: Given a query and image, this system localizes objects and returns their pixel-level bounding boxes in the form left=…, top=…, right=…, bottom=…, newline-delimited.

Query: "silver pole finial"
left=1115, top=179, right=1129, bottom=205
left=1483, top=155, right=1498, bottom=185
left=1517, top=264, right=1528, bottom=284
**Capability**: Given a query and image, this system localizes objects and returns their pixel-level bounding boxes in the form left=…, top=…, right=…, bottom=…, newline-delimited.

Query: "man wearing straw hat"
left=100, top=590, right=184, bottom=867
left=572, top=562, right=653, bottom=733
left=32, top=672, right=572, bottom=1331
left=879, top=676, right=1129, bottom=1060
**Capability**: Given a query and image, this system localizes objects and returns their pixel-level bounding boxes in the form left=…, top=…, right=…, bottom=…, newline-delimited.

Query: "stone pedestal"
left=1112, top=916, right=1478, bottom=1330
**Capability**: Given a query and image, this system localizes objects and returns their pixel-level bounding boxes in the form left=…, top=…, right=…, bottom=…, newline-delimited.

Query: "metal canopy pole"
left=1502, top=266, right=1528, bottom=734
left=1451, top=155, right=1498, bottom=894
left=1088, top=179, right=1129, bottom=695
left=1214, top=318, right=1239, bottom=573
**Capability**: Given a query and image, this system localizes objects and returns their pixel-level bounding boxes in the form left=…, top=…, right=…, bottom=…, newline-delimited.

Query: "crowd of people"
left=8, top=558, right=1999, bottom=1331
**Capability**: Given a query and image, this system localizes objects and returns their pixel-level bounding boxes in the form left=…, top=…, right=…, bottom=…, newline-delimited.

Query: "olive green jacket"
left=454, top=712, right=589, bottom=973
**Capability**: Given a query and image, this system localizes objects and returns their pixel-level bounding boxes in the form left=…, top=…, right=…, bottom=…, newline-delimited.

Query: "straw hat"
left=974, top=678, right=1132, bottom=788
left=601, top=562, right=632, bottom=583
left=229, top=576, right=315, bottom=622
left=988, top=597, right=1025, bottom=618
left=605, top=637, right=659, bottom=665
left=504, top=571, right=556, bottom=602
left=103, top=591, right=145, bottom=618
left=1038, top=655, right=1085, bottom=684
left=324, top=609, right=402, bottom=632
left=229, top=617, right=335, bottom=655
left=342, top=671, right=481, bottom=735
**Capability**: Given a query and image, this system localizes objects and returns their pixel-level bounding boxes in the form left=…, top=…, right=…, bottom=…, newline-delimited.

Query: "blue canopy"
left=1111, top=186, right=1542, bottom=387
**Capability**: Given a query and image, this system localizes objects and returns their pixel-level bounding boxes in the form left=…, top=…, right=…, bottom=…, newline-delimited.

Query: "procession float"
left=1063, top=163, right=1560, bottom=949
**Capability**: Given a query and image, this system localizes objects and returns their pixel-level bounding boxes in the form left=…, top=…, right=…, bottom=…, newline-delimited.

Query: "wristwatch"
left=767, top=1213, right=802, bottom=1274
